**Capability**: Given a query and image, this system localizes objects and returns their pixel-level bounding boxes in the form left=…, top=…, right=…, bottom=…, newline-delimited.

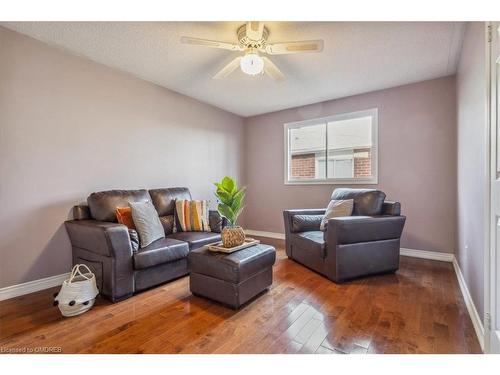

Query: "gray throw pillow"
left=320, top=199, right=354, bottom=231
left=128, top=229, right=140, bottom=253
left=129, top=200, right=165, bottom=248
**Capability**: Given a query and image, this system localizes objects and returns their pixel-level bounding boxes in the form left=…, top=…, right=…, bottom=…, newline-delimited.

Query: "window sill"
left=284, top=178, right=378, bottom=185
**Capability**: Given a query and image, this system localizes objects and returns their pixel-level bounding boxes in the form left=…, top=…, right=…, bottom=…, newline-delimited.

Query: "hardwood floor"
left=0, top=238, right=481, bottom=354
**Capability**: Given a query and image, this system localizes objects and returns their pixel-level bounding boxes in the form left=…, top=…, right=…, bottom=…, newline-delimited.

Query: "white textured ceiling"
left=1, top=22, right=465, bottom=117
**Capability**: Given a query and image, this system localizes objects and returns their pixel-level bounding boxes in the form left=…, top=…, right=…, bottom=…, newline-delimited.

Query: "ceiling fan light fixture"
left=240, top=53, right=264, bottom=75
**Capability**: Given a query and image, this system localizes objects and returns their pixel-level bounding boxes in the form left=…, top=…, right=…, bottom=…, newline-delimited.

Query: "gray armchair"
left=283, top=188, right=406, bottom=283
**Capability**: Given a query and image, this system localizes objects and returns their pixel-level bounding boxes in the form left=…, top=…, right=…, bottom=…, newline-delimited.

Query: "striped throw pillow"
left=175, top=199, right=211, bottom=232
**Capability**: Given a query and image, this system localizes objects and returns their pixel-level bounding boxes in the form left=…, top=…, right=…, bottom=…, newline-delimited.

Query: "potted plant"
left=214, top=176, right=246, bottom=248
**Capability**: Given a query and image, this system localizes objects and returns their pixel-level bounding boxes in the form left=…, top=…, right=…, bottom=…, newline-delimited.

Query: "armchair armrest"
left=283, top=208, right=326, bottom=234
left=65, top=219, right=133, bottom=258
left=283, top=209, right=326, bottom=233
left=283, top=209, right=326, bottom=257
left=291, top=215, right=323, bottom=232
left=325, top=215, right=406, bottom=246
left=381, top=201, right=401, bottom=216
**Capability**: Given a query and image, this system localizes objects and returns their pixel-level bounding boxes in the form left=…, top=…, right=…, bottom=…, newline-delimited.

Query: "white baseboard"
left=245, top=229, right=285, bottom=240
left=245, top=228, right=484, bottom=351
left=452, top=258, right=485, bottom=351
left=0, top=272, right=70, bottom=302
left=400, top=247, right=455, bottom=262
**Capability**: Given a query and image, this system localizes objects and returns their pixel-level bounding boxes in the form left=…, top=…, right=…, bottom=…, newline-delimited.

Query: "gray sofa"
left=283, top=188, right=406, bottom=283
left=65, top=188, right=225, bottom=302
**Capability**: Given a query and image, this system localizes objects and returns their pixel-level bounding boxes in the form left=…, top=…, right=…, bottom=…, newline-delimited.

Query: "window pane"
left=327, top=116, right=372, bottom=178
left=289, top=123, right=326, bottom=180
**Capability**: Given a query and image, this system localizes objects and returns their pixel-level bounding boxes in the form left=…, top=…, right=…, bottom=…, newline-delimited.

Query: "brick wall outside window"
left=290, top=153, right=316, bottom=179
left=291, top=148, right=372, bottom=179
left=353, top=148, right=372, bottom=177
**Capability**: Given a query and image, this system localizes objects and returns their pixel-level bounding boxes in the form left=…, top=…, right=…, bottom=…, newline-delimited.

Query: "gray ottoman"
left=187, top=244, right=276, bottom=309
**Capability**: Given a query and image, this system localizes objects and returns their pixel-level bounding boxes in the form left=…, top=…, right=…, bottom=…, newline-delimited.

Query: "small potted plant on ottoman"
left=214, top=176, right=246, bottom=248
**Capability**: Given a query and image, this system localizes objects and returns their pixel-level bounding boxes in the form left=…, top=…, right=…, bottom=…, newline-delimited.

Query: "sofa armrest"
left=209, top=210, right=228, bottom=233
left=65, top=219, right=133, bottom=258
left=382, top=201, right=401, bottom=216
left=72, top=204, right=91, bottom=220
left=325, top=215, right=406, bottom=246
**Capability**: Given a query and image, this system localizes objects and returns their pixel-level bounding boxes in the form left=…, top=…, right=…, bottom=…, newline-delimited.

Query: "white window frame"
left=314, top=154, right=355, bottom=179
left=284, top=108, right=379, bottom=185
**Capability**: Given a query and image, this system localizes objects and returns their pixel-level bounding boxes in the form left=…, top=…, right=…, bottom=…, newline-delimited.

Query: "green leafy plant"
left=214, top=176, right=246, bottom=227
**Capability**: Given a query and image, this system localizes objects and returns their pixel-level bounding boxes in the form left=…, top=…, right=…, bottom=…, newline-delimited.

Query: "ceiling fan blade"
left=246, top=21, right=264, bottom=40
left=180, top=36, right=242, bottom=51
left=265, top=40, right=324, bottom=55
left=262, top=57, right=285, bottom=81
left=213, top=56, right=242, bottom=79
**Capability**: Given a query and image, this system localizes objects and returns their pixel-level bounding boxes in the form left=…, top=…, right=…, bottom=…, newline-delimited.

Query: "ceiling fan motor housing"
left=237, top=24, right=269, bottom=50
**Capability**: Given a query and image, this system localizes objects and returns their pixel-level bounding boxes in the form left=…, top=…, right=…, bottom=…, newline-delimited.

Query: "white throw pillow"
left=320, top=199, right=354, bottom=231
left=129, top=200, right=165, bottom=248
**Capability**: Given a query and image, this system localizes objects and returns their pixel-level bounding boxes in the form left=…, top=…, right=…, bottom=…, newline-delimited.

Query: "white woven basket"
left=54, top=264, right=99, bottom=317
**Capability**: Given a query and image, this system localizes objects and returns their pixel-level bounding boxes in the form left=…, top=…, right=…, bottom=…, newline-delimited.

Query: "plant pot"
left=221, top=226, right=245, bottom=248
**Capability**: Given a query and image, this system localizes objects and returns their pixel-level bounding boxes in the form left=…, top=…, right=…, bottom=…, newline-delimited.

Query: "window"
left=284, top=108, right=378, bottom=184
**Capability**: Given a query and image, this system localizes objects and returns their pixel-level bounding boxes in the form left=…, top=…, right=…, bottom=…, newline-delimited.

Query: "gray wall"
left=243, top=76, right=458, bottom=254
left=0, top=27, right=244, bottom=288
left=456, top=22, right=487, bottom=319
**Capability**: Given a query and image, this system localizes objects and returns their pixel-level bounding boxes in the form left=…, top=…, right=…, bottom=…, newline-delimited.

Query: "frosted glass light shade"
left=240, top=53, right=264, bottom=75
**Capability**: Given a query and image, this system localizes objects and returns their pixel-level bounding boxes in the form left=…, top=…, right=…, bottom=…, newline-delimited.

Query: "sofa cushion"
left=128, top=229, right=140, bottom=252
left=290, top=231, right=326, bottom=258
left=149, top=187, right=191, bottom=217
left=133, top=238, right=189, bottom=270
left=167, top=231, right=221, bottom=250
left=130, top=200, right=165, bottom=248
left=175, top=199, right=211, bottom=232
left=208, top=210, right=225, bottom=233
left=87, top=189, right=150, bottom=222
left=159, top=215, right=175, bottom=235
left=116, top=207, right=136, bottom=229
left=330, top=188, right=386, bottom=216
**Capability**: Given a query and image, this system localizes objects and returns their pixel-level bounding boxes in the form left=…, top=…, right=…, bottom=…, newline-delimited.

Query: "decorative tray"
left=207, top=238, right=260, bottom=253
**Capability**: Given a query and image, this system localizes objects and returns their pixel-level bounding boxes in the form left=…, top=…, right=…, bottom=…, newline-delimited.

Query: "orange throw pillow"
left=116, top=207, right=136, bottom=230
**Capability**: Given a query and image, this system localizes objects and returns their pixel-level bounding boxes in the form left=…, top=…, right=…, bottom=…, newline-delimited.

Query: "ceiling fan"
left=180, top=22, right=324, bottom=81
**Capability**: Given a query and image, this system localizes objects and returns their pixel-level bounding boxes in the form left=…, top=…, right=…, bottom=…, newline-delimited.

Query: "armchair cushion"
left=133, top=238, right=189, bottom=270
left=290, top=231, right=326, bottom=258
left=292, top=214, right=323, bottom=232
left=320, top=199, right=353, bottom=230
left=326, top=215, right=406, bottom=245
left=330, top=188, right=386, bottom=216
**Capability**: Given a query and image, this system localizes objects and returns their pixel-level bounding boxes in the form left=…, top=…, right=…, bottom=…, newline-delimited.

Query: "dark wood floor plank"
left=0, top=239, right=482, bottom=354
